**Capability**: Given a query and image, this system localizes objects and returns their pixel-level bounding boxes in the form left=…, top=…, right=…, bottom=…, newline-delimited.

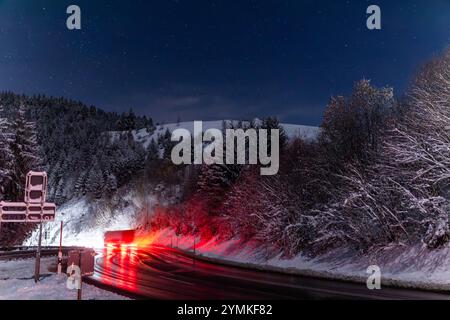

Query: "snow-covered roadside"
left=148, top=228, right=450, bottom=292
left=0, top=257, right=128, bottom=300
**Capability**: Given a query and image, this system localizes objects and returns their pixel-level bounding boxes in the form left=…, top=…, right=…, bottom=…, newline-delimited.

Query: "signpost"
left=0, top=171, right=57, bottom=282
left=57, top=221, right=63, bottom=275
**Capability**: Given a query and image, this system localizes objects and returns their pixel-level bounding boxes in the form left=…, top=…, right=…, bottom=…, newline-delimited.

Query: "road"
left=87, top=245, right=450, bottom=300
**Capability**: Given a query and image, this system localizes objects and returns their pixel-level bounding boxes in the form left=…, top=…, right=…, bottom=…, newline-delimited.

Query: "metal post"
left=34, top=221, right=43, bottom=283
left=57, top=221, right=63, bottom=275
left=146, top=204, right=149, bottom=229
left=77, top=251, right=82, bottom=300
left=193, top=238, right=196, bottom=267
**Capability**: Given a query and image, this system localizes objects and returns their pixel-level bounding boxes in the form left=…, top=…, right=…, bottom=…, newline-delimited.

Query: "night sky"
left=0, top=0, right=449, bottom=125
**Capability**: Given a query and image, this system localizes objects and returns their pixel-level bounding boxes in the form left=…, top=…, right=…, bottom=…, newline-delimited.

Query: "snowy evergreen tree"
left=105, top=174, right=118, bottom=195
left=321, top=79, right=395, bottom=166
left=117, top=108, right=137, bottom=131
left=0, top=105, right=42, bottom=247
left=8, top=105, right=42, bottom=198
left=86, top=167, right=105, bottom=199
left=147, top=139, right=160, bottom=162
left=0, top=107, right=14, bottom=199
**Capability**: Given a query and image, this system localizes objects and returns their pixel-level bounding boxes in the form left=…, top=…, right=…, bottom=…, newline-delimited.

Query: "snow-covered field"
left=0, top=257, right=127, bottom=300
left=110, top=120, right=320, bottom=149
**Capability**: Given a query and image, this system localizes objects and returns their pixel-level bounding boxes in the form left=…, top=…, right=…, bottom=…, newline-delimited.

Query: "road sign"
left=0, top=201, right=56, bottom=222
left=0, top=171, right=56, bottom=223
left=0, top=171, right=57, bottom=283
left=25, top=171, right=48, bottom=204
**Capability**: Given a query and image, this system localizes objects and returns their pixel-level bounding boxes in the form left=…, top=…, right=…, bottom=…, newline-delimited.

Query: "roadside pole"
left=34, top=221, right=43, bottom=283
left=77, top=252, right=82, bottom=300
left=57, top=221, right=63, bottom=275
left=193, top=238, right=196, bottom=268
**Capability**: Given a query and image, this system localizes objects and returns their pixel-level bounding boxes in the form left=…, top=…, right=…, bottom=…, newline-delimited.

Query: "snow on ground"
left=0, top=257, right=127, bottom=300
left=148, top=228, right=450, bottom=292
left=110, top=120, right=320, bottom=149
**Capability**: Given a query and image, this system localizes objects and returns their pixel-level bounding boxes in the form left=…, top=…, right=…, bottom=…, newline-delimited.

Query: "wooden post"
left=57, top=221, right=63, bottom=275
left=77, top=251, right=82, bottom=300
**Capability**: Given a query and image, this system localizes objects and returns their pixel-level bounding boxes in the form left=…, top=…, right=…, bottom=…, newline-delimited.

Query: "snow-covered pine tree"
left=86, top=166, right=105, bottom=199
left=147, top=139, right=160, bottom=162
left=260, top=117, right=288, bottom=151
left=159, top=128, right=175, bottom=160
left=117, top=108, right=137, bottom=131
left=105, top=174, right=118, bottom=195
left=320, top=79, right=394, bottom=166
left=0, top=106, right=14, bottom=200
left=74, top=170, right=88, bottom=196
left=8, top=105, right=42, bottom=199
left=196, top=120, right=247, bottom=215
left=1, top=105, right=42, bottom=247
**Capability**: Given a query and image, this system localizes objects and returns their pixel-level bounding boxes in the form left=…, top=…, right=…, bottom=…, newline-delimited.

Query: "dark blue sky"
left=0, top=0, right=449, bottom=125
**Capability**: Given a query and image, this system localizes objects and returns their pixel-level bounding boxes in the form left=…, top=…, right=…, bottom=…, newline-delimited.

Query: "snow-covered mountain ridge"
left=110, top=120, right=320, bottom=149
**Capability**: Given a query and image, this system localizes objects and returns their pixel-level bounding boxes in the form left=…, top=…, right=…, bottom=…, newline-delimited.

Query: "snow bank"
left=0, top=257, right=127, bottom=300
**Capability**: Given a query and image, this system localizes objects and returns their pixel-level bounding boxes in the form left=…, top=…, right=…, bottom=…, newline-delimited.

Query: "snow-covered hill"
left=110, top=120, right=320, bottom=149
left=25, top=120, right=319, bottom=248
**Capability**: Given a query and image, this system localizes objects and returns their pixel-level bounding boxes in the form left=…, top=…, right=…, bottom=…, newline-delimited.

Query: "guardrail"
left=0, top=246, right=85, bottom=261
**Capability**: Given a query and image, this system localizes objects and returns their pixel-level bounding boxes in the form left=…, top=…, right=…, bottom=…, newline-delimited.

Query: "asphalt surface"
left=88, top=245, right=450, bottom=300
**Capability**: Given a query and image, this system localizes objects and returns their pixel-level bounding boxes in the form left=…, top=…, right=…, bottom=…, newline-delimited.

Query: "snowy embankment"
left=24, top=189, right=155, bottom=248
left=0, top=257, right=127, bottom=300
left=110, top=120, right=320, bottom=149
left=148, top=228, right=450, bottom=292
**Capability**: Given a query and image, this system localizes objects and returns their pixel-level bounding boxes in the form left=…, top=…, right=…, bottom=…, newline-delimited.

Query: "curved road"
left=88, top=245, right=450, bottom=300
